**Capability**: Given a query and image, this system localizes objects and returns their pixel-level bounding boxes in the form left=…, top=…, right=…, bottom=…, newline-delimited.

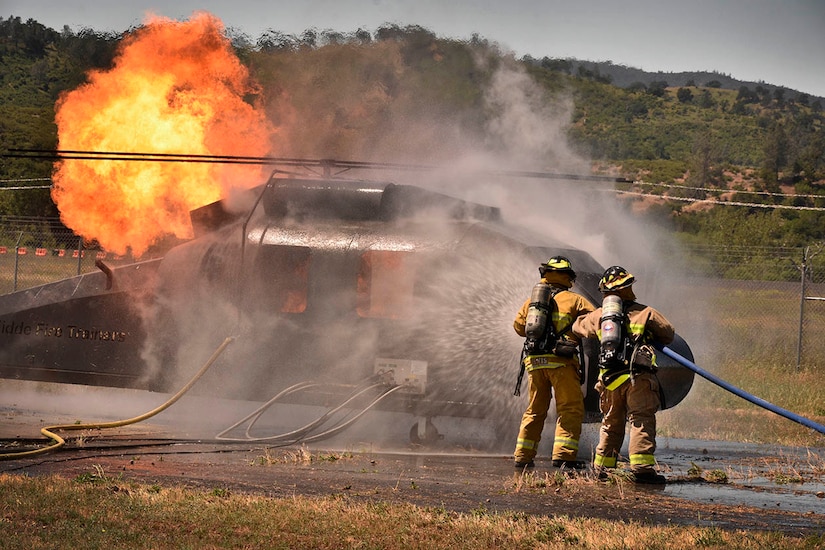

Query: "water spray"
left=656, top=344, right=825, bottom=436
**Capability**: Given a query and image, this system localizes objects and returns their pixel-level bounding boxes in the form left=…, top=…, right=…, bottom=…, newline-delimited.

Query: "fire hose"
left=0, top=336, right=235, bottom=461
left=215, top=376, right=407, bottom=444
left=0, top=333, right=405, bottom=459
left=656, top=344, right=825, bottom=435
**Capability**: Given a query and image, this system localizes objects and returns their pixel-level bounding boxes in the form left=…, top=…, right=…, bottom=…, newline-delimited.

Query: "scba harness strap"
left=599, top=303, right=655, bottom=389
left=514, top=286, right=576, bottom=396
left=524, top=286, right=577, bottom=356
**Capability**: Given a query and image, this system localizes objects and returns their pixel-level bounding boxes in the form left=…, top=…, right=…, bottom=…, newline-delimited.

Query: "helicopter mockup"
left=0, top=164, right=695, bottom=448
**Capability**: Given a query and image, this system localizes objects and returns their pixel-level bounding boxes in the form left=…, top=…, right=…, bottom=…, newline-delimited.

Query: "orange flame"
left=52, top=12, right=275, bottom=257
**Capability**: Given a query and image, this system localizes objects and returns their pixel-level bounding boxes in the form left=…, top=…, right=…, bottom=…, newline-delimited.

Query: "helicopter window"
left=356, top=250, right=415, bottom=319
left=254, top=245, right=311, bottom=313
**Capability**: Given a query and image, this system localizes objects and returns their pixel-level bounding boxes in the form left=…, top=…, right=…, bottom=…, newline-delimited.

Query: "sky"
left=4, top=0, right=825, bottom=98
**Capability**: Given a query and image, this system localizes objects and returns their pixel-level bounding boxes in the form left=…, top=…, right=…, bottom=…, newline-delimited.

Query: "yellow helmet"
left=599, top=265, right=635, bottom=292
left=539, top=256, right=576, bottom=281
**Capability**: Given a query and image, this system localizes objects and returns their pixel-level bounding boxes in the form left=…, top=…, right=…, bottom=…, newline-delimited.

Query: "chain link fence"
left=670, top=244, right=825, bottom=371
left=0, top=217, right=136, bottom=294
left=2, top=218, right=824, bottom=369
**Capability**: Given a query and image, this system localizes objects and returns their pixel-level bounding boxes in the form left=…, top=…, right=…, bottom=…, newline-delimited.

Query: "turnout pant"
left=593, top=372, right=660, bottom=474
left=514, top=363, right=584, bottom=463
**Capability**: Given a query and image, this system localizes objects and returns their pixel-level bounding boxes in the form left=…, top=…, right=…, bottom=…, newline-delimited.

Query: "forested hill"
left=1, top=15, right=824, bottom=274
left=525, top=57, right=824, bottom=104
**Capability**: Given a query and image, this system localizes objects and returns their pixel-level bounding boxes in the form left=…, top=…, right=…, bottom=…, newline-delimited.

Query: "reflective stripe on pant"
left=514, top=363, right=584, bottom=463
left=593, top=372, right=660, bottom=474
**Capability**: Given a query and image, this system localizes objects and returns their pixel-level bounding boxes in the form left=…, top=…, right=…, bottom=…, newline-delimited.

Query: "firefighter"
left=512, top=256, right=595, bottom=470
left=572, top=266, right=675, bottom=484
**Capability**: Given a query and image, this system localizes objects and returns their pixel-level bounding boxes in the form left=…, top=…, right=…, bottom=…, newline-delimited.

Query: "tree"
left=299, top=28, right=318, bottom=49
left=736, top=86, right=758, bottom=104
left=354, top=28, right=372, bottom=44
left=792, top=130, right=825, bottom=185
left=540, top=57, right=572, bottom=74
left=647, top=80, right=668, bottom=97
left=676, top=87, right=693, bottom=103
left=627, top=81, right=647, bottom=93
left=761, top=122, right=788, bottom=191
left=686, top=131, right=723, bottom=191
left=320, top=29, right=346, bottom=46
left=375, top=23, right=405, bottom=41
left=257, top=30, right=298, bottom=52
left=698, top=89, right=715, bottom=108
left=624, top=98, right=649, bottom=121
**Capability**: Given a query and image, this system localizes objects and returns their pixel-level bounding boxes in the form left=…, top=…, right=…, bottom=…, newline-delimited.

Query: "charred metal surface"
left=0, top=261, right=159, bottom=388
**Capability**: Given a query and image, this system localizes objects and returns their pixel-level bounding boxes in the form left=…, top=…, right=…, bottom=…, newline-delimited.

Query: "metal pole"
left=796, top=246, right=808, bottom=371
left=76, top=239, right=83, bottom=276
left=13, top=231, right=23, bottom=292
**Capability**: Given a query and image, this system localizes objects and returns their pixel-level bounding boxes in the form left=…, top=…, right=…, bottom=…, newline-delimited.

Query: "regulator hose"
left=656, top=344, right=825, bottom=435
left=0, top=336, right=234, bottom=461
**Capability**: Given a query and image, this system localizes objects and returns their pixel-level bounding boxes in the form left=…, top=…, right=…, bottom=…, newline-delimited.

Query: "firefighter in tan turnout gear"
left=572, top=266, right=675, bottom=484
left=512, top=256, right=595, bottom=470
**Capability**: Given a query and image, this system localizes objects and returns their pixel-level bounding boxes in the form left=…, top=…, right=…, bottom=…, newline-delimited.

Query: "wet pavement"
left=655, top=438, right=825, bottom=516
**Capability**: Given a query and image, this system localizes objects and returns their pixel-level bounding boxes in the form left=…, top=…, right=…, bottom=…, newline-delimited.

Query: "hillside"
left=525, top=57, right=825, bottom=105
left=1, top=16, right=824, bottom=276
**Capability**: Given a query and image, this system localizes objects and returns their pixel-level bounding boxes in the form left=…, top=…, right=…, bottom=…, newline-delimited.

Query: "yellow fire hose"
left=0, top=336, right=234, bottom=461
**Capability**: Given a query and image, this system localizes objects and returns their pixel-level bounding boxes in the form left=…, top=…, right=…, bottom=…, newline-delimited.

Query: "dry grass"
left=0, top=473, right=820, bottom=549
left=659, top=357, right=825, bottom=448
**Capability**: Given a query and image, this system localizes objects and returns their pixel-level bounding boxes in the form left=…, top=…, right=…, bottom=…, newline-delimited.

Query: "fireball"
left=52, top=12, right=275, bottom=256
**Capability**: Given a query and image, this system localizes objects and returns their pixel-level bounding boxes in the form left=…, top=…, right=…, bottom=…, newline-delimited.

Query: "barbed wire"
left=3, top=151, right=825, bottom=211
left=614, top=189, right=825, bottom=212
left=0, top=177, right=52, bottom=183
left=0, top=185, right=53, bottom=190
left=0, top=176, right=53, bottom=190
left=630, top=180, right=825, bottom=200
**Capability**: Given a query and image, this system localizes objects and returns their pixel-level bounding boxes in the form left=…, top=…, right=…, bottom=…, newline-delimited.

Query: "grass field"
left=1, top=473, right=821, bottom=549
left=658, top=281, right=825, bottom=448
left=659, top=358, right=825, bottom=447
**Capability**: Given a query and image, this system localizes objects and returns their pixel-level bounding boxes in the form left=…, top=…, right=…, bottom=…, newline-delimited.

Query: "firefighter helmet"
left=539, top=256, right=576, bottom=281
left=599, top=266, right=635, bottom=292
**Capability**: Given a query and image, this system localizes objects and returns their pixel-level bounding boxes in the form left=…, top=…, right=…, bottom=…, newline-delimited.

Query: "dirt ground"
left=1, top=435, right=824, bottom=537
left=1, top=382, right=823, bottom=537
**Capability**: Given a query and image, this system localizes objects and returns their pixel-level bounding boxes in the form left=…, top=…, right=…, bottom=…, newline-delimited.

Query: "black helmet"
left=599, top=265, right=635, bottom=292
left=539, top=256, right=576, bottom=281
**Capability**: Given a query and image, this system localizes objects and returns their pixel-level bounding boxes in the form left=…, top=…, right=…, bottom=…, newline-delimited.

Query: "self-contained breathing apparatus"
left=598, top=294, right=626, bottom=367
left=598, top=295, right=654, bottom=385
left=524, top=282, right=559, bottom=355
left=514, top=282, right=577, bottom=396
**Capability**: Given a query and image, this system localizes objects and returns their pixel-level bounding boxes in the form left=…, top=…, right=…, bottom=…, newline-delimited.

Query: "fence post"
left=12, top=231, right=23, bottom=292
left=76, top=239, right=83, bottom=276
left=796, top=246, right=808, bottom=371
